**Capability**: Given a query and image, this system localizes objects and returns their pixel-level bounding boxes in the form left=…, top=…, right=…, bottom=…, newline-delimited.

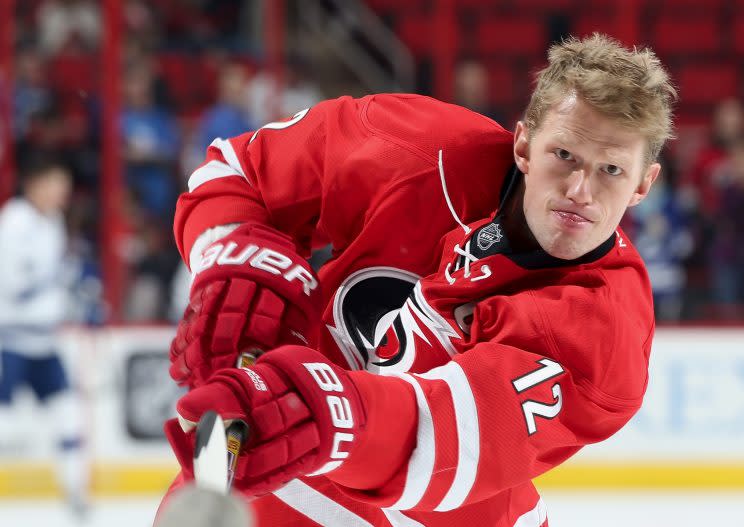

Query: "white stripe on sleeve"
left=383, top=510, right=426, bottom=527
left=381, top=372, right=436, bottom=511
left=419, top=361, right=480, bottom=512
left=188, top=160, right=245, bottom=192
left=513, top=497, right=548, bottom=527
left=209, top=138, right=246, bottom=178
left=273, top=479, right=374, bottom=527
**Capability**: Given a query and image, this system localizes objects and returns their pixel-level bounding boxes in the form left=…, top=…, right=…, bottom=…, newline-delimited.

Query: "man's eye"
left=603, top=164, right=623, bottom=176
left=554, top=148, right=574, bottom=161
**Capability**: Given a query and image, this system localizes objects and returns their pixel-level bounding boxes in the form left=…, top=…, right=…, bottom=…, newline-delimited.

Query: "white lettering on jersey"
left=196, top=242, right=318, bottom=295
left=522, top=385, right=563, bottom=435
left=250, top=108, right=310, bottom=144
left=512, top=358, right=564, bottom=393
left=616, top=230, right=627, bottom=248
left=511, top=358, right=565, bottom=436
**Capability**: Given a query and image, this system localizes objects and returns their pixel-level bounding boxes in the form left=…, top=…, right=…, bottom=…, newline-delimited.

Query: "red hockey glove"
left=167, top=346, right=376, bottom=495
left=169, top=223, right=322, bottom=388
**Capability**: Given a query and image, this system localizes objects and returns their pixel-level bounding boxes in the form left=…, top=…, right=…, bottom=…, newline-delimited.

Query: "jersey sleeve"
left=328, top=281, right=652, bottom=512
left=174, top=94, right=515, bottom=269
left=175, top=97, right=358, bottom=264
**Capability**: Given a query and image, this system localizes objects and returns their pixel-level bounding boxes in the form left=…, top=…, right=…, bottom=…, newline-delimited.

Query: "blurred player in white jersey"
left=0, top=156, right=88, bottom=517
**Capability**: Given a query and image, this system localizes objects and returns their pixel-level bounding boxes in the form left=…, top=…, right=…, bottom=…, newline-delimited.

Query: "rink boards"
left=0, top=326, right=742, bottom=497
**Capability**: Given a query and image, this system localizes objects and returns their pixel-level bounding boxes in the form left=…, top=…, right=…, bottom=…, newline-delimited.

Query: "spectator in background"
left=122, top=62, right=180, bottom=220
left=246, top=55, right=323, bottom=124
left=629, top=178, right=693, bottom=321
left=66, top=192, right=105, bottom=326
left=196, top=62, right=256, bottom=155
left=153, top=0, right=247, bottom=52
left=0, top=157, right=88, bottom=517
left=14, top=43, right=93, bottom=191
left=13, top=47, right=54, bottom=144
left=682, top=98, right=744, bottom=318
left=12, top=46, right=70, bottom=161
left=686, top=98, right=744, bottom=216
left=454, top=58, right=504, bottom=123
left=201, top=0, right=247, bottom=52
left=124, top=0, right=162, bottom=52
left=124, top=213, right=181, bottom=322
left=38, top=0, right=101, bottom=56
left=707, top=138, right=744, bottom=318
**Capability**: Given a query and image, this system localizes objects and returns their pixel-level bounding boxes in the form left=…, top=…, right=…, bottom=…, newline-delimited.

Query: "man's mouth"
left=554, top=210, right=592, bottom=223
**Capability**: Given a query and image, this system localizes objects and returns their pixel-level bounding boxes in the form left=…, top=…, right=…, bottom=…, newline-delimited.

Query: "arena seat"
left=677, top=63, right=739, bottom=105
left=49, top=53, right=98, bottom=103
left=476, top=17, right=547, bottom=57
left=158, top=54, right=201, bottom=111
left=396, top=14, right=433, bottom=57
left=572, top=15, right=622, bottom=40
left=653, top=16, right=720, bottom=55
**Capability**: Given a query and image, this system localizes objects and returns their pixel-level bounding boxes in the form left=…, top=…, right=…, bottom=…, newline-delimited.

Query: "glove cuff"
left=325, top=371, right=417, bottom=490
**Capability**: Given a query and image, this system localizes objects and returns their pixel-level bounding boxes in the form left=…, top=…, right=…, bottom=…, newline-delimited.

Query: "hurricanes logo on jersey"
left=326, top=267, right=460, bottom=373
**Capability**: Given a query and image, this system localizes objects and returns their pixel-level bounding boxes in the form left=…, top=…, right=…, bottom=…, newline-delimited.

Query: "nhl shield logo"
left=477, top=223, right=503, bottom=250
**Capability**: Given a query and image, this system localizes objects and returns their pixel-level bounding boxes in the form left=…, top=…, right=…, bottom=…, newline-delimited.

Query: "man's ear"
left=628, top=162, right=661, bottom=207
left=513, top=121, right=530, bottom=174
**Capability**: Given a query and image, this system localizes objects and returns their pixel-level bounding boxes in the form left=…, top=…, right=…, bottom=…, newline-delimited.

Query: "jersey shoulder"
left=549, top=240, right=654, bottom=404
left=0, top=198, right=35, bottom=231
left=358, top=94, right=516, bottom=222
left=360, top=93, right=514, bottom=159
left=475, top=236, right=654, bottom=405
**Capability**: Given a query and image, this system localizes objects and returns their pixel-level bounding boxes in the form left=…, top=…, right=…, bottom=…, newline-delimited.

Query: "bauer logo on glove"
left=169, top=223, right=323, bottom=389
left=198, top=241, right=318, bottom=296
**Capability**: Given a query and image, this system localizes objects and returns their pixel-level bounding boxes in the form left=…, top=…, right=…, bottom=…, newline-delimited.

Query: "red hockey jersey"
left=172, top=94, right=655, bottom=527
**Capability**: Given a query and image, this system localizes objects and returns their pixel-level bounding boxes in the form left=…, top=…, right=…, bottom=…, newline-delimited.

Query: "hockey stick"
left=156, top=412, right=253, bottom=527
left=157, top=353, right=258, bottom=526
left=195, top=411, right=249, bottom=492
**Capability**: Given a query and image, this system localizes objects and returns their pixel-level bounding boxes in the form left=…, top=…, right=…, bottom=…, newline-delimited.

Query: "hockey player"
left=0, top=157, right=88, bottom=515
left=161, top=34, right=676, bottom=526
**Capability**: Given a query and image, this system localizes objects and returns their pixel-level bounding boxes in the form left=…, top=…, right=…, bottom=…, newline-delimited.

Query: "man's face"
left=513, top=95, right=660, bottom=260
left=28, top=168, right=72, bottom=215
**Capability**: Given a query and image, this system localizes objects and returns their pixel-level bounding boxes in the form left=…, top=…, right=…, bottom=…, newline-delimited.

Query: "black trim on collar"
left=506, top=232, right=616, bottom=269
left=465, top=215, right=616, bottom=269
left=497, top=164, right=522, bottom=214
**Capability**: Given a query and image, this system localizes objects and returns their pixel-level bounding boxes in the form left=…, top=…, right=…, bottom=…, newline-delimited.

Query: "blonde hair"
left=524, top=33, right=677, bottom=163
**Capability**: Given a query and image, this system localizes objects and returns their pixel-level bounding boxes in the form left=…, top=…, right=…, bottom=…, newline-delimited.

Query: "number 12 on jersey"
left=511, top=358, right=564, bottom=436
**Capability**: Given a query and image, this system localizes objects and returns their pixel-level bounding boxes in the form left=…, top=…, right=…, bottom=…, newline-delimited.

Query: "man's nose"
left=565, top=169, right=593, bottom=204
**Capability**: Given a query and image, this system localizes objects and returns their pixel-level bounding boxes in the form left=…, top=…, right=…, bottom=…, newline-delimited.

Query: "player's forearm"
left=332, top=345, right=640, bottom=512
left=173, top=177, right=269, bottom=267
